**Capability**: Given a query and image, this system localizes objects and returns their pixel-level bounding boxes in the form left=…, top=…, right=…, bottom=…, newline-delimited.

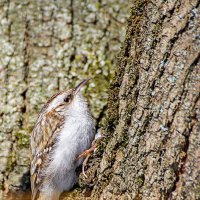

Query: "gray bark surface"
left=85, top=0, right=200, bottom=199
left=0, top=0, right=130, bottom=195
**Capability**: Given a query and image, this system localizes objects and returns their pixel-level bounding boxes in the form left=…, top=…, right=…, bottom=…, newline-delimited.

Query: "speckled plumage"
left=30, top=80, right=95, bottom=200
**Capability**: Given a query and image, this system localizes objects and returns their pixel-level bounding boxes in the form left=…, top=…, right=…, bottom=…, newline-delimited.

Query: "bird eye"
left=64, top=96, right=70, bottom=103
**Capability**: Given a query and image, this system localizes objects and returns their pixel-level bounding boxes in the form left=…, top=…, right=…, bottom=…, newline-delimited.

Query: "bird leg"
left=77, top=143, right=96, bottom=178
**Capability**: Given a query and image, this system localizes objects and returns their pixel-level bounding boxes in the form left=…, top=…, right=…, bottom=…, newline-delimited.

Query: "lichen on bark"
left=0, top=0, right=131, bottom=195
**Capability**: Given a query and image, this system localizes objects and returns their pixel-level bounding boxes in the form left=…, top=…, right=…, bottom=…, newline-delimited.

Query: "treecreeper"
left=30, top=78, right=96, bottom=200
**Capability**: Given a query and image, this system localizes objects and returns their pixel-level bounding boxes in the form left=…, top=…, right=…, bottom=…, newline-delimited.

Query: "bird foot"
left=77, top=130, right=104, bottom=178
left=77, top=145, right=96, bottom=178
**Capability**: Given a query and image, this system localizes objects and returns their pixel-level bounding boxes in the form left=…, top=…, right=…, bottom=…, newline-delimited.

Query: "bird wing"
left=30, top=109, right=65, bottom=200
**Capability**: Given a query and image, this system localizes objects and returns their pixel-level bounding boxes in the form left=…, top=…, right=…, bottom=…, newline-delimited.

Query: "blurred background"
left=0, top=0, right=133, bottom=197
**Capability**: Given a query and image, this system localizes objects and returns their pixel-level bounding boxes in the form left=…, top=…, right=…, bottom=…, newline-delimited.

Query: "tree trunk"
left=89, top=0, right=200, bottom=199
left=0, top=0, right=130, bottom=196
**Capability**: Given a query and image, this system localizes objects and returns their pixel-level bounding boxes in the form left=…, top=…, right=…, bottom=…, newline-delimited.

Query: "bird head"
left=45, top=78, right=91, bottom=114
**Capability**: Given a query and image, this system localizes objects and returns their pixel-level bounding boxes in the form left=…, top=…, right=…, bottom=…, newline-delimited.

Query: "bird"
left=30, top=78, right=95, bottom=200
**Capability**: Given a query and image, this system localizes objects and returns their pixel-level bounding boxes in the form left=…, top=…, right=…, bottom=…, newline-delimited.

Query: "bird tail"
left=31, top=174, right=40, bottom=200
left=32, top=186, right=40, bottom=200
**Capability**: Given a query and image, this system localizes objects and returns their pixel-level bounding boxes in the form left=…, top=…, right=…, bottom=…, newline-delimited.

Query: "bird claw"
left=82, top=166, right=88, bottom=178
left=77, top=145, right=96, bottom=178
left=80, top=152, right=91, bottom=178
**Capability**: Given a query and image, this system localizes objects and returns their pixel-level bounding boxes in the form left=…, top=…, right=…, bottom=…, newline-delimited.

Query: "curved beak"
left=73, top=78, right=91, bottom=95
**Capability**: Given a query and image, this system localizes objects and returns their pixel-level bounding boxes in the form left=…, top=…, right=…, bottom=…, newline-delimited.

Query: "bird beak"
left=73, top=78, right=91, bottom=95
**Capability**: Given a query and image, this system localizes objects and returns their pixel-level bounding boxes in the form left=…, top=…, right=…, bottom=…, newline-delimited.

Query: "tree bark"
left=0, top=0, right=130, bottom=196
left=89, top=0, right=200, bottom=199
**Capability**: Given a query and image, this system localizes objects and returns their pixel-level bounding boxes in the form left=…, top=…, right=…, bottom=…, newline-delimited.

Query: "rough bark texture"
left=87, top=0, right=200, bottom=199
left=0, top=0, right=131, bottom=196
